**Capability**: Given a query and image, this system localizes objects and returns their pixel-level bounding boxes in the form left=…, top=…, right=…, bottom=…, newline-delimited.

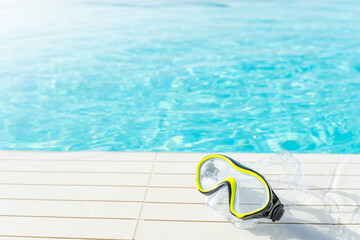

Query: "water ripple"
left=0, top=0, right=359, bottom=153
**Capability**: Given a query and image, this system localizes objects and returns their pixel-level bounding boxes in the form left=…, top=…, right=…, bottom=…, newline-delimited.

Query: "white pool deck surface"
left=0, top=151, right=359, bottom=240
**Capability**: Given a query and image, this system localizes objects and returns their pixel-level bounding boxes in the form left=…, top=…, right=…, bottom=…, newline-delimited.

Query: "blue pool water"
left=0, top=0, right=360, bottom=153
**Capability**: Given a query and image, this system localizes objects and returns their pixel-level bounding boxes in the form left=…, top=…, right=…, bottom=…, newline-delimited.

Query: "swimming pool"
left=0, top=0, right=359, bottom=153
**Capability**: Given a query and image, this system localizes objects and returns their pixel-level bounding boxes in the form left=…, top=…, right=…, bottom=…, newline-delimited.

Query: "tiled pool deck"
left=0, top=151, right=359, bottom=239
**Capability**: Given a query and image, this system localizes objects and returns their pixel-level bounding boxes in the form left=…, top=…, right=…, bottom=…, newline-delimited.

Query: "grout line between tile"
left=0, top=215, right=137, bottom=220
left=132, top=152, right=157, bottom=240
left=0, top=234, right=130, bottom=240
left=0, top=198, right=358, bottom=207
left=0, top=170, right=359, bottom=177
left=0, top=159, right=153, bottom=163
left=1, top=158, right=360, bottom=164
left=141, top=219, right=360, bottom=225
left=0, top=170, right=150, bottom=174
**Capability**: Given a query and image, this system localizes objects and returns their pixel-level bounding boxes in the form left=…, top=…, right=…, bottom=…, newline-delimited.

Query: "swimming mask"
left=196, top=154, right=284, bottom=222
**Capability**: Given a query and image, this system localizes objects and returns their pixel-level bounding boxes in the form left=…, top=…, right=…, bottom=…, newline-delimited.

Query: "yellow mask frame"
left=196, top=154, right=284, bottom=222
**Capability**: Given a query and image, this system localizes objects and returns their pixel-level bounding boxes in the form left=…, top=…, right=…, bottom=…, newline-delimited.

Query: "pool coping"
left=0, top=150, right=358, bottom=239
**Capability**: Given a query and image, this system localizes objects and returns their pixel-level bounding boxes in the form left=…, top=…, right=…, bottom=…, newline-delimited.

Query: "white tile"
left=135, top=220, right=351, bottom=240
left=141, top=203, right=359, bottom=224
left=0, top=199, right=141, bottom=219
left=156, top=152, right=359, bottom=163
left=141, top=203, right=226, bottom=222
left=0, top=151, right=60, bottom=160
left=0, top=160, right=153, bottom=173
left=0, top=172, right=149, bottom=186
left=153, top=161, right=197, bottom=174
left=0, top=238, right=79, bottom=240
left=0, top=151, right=156, bottom=161
left=0, top=185, right=146, bottom=201
left=146, top=187, right=204, bottom=203
left=0, top=238, right=66, bottom=240
left=150, top=174, right=195, bottom=188
left=0, top=216, right=136, bottom=239
left=155, top=152, right=276, bottom=163
left=156, top=153, right=212, bottom=162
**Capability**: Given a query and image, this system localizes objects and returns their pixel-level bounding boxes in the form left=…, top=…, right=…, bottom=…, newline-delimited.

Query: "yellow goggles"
left=196, top=154, right=284, bottom=222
